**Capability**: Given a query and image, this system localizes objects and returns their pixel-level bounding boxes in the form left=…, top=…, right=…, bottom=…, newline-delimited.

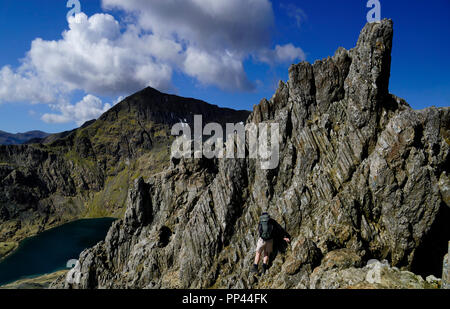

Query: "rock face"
left=55, top=20, right=450, bottom=289
left=443, top=242, right=450, bottom=289
left=310, top=254, right=441, bottom=289
left=0, top=88, right=250, bottom=254
left=0, top=144, right=96, bottom=246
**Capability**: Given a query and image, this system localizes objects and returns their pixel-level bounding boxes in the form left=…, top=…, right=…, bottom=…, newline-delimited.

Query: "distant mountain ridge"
left=0, top=130, right=50, bottom=145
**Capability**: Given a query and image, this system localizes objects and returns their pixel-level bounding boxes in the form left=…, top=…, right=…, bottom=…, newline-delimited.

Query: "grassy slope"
left=0, top=270, right=68, bottom=289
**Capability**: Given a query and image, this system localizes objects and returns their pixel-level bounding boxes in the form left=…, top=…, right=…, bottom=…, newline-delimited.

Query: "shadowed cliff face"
left=57, top=19, right=450, bottom=289
left=0, top=88, right=250, bottom=250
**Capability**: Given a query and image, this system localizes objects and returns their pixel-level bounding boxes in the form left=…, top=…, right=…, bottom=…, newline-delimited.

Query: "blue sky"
left=0, top=0, right=449, bottom=133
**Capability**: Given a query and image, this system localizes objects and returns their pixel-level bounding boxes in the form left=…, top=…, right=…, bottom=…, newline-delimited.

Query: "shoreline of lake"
left=0, top=217, right=116, bottom=286
left=0, top=270, right=69, bottom=289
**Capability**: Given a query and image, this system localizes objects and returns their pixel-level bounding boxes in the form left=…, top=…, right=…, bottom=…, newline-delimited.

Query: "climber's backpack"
left=259, top=213, right=274, bottom=241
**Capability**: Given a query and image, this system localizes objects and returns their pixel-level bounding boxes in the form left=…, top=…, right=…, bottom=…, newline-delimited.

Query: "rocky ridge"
left=56, top=20, right=450, bottom=289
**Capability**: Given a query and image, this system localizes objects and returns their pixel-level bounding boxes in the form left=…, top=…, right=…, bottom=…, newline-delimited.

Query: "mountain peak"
left=100, top=86, right=250, bottom=128
left=351, top=18, right=394, bottom=100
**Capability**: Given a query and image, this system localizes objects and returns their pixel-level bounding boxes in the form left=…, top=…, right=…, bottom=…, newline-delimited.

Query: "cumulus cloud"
left=0, top=66, right=63, bottom=104
left=101, top=0, right=275, bottom=91
left=0, top=12, right=176, bottom=108
left=0, top=1, right=307, bottom=124
left=257, top=44, right=306, bottom=65
left=274, top=44, right=306, bottom=62
left=28, top=13, right=175, bottom=96
left=101, top=0, right=307, bottom=90
left=102, top=0, right=274, bottom=54
left=42, top=94, right=113, bottom=126
left=184, top=48, right=254, bottom=91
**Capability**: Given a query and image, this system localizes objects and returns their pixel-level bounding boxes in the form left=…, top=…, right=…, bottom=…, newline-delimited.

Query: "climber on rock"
left=251, top=212, right=291, bottom=275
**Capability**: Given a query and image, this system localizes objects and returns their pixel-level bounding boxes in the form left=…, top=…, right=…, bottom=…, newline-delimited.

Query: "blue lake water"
left=0, top=218, right=115, bottom=286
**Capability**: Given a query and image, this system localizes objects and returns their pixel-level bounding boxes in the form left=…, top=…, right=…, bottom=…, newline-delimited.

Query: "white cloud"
left=101, top=0, right=291, bottom=91
left=0, top=66, right=63, bottom=104
left=184, top=48, right=254, bottom=91
left=102, top=0, right=274, bottom=54
left=0, top=1, right=307, bottom=124
left=275, top=44, right=306, bottom=62
left=100, top=0, right=306, bottom=89
left=1, top=12, right=176, bottom=109
left=42, top=94, right=113, bottom=126
left=257, top=44, right=306, bottom=65
left=28, top=13, right=175, bottom=96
